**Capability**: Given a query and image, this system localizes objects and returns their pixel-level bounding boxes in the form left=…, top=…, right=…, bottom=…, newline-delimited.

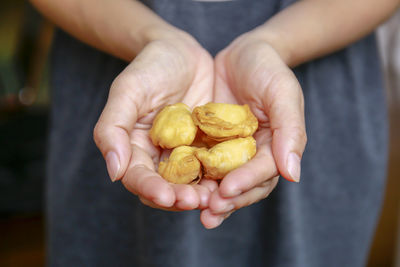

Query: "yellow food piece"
left=158, top=146, right=202, bottom=184
left=192, top=103, right=258, bottom=141
left=195, top=136, right=257, bottom=179
left=191, top=130, right=220, bottom=148
left=150, top=103, right=197, bottom=149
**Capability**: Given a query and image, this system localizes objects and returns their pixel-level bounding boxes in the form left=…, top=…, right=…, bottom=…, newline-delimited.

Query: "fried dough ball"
left=150, top=103, right=197, bottom=149
left=195, top=136, right=256, bottom=179
left=192, top=103, right=258, bottom=141
left=158, top=146, right=202, bottom=184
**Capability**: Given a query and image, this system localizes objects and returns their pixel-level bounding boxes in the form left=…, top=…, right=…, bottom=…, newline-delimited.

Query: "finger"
left=139, top=197, right=181, bottom=212
left=209, top=177, right=279, bottom=214
left=138, top=183, right=210, bottom=211
left=122, top=164, right=175, bottom=207
left=200, top=208, right=234, bottom=229
left=171, top=184, right=200, bottom=210
left=130, top=135, right=209, bottom=211
left=218, top=129, right=278, bottom=198
left=139, top=181, right=211, bottom=211
left=192, top=184, right=212, bottom=209
left=198, top=178, right=219, bottom=193
left=264, top=71, right=307, bottom=182
left=123, top=144, right=175, bottom=207
left=94, top=73, right=142, bottom=182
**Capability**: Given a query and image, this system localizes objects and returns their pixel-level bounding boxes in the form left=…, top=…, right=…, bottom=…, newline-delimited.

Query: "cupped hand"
left=201, top=32, right=307, bottom=228
left=94, top=32, right=218, bottom=211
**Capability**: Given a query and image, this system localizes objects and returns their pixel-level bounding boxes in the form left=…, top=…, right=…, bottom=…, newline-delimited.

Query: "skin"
left=31, top=0, right=400, bottom=228
left=94, top=37, right=216, bottom=211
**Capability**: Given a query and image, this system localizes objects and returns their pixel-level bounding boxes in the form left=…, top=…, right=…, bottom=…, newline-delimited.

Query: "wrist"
left=246, top=26, right=295, bottom=67
left=139, top=24, right=207, bottom=69
left=136, top=24, right=199, bottom=53
left=133, top=26, right=202, bottom=69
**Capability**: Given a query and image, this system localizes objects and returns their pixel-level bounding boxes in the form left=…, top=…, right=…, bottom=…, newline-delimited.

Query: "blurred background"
left=0, top=1, right=399, bottom=266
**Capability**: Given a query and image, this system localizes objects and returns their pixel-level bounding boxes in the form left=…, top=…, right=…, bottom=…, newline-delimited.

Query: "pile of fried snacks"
left=150, top=103, right=258, bottom=184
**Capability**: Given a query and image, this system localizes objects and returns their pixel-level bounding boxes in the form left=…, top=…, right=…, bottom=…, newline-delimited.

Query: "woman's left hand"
left=201, top=31, right=307, bottom=228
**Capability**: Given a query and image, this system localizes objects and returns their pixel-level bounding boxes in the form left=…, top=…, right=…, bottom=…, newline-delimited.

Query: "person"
left=30, top=0, right=399, bottom=266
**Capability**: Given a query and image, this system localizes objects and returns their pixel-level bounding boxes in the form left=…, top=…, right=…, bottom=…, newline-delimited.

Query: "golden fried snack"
left=158, top=146, right=202, bottom=184
left=150, top=103, right=197, bottom=149
left=192, top=103, right=258, bottom=141
left=191, top=130, right=219, bottom=148
left=195, top=136, right=257, bottom=179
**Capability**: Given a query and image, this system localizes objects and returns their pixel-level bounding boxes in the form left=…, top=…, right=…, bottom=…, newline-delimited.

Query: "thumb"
left=265, top=71, right=307, bottom=182
left=93, top=76, right=140, bottom=182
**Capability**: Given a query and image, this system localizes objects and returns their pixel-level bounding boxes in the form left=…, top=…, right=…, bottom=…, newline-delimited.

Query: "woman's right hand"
left=93, top=31, right=218, bottom=211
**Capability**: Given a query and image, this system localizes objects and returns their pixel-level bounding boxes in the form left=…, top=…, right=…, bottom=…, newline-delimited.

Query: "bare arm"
left=29, top=0, right=188, bottom=61
left=253, top=0, right=400, bottom=67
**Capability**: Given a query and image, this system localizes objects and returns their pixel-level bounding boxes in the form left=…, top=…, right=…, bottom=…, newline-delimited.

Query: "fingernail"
left=106, top=151, right=120, bottom=182
left=287, top=152, right=301, bottom=182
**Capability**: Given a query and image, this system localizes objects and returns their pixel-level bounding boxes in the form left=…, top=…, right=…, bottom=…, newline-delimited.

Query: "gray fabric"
left=47, top=0, right=388, bottom=266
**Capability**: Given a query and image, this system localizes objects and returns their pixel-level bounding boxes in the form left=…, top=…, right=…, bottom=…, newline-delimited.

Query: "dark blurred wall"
left=0, top=1, right=51, bottom=215
left=0, top=1, right=49, bottom=266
